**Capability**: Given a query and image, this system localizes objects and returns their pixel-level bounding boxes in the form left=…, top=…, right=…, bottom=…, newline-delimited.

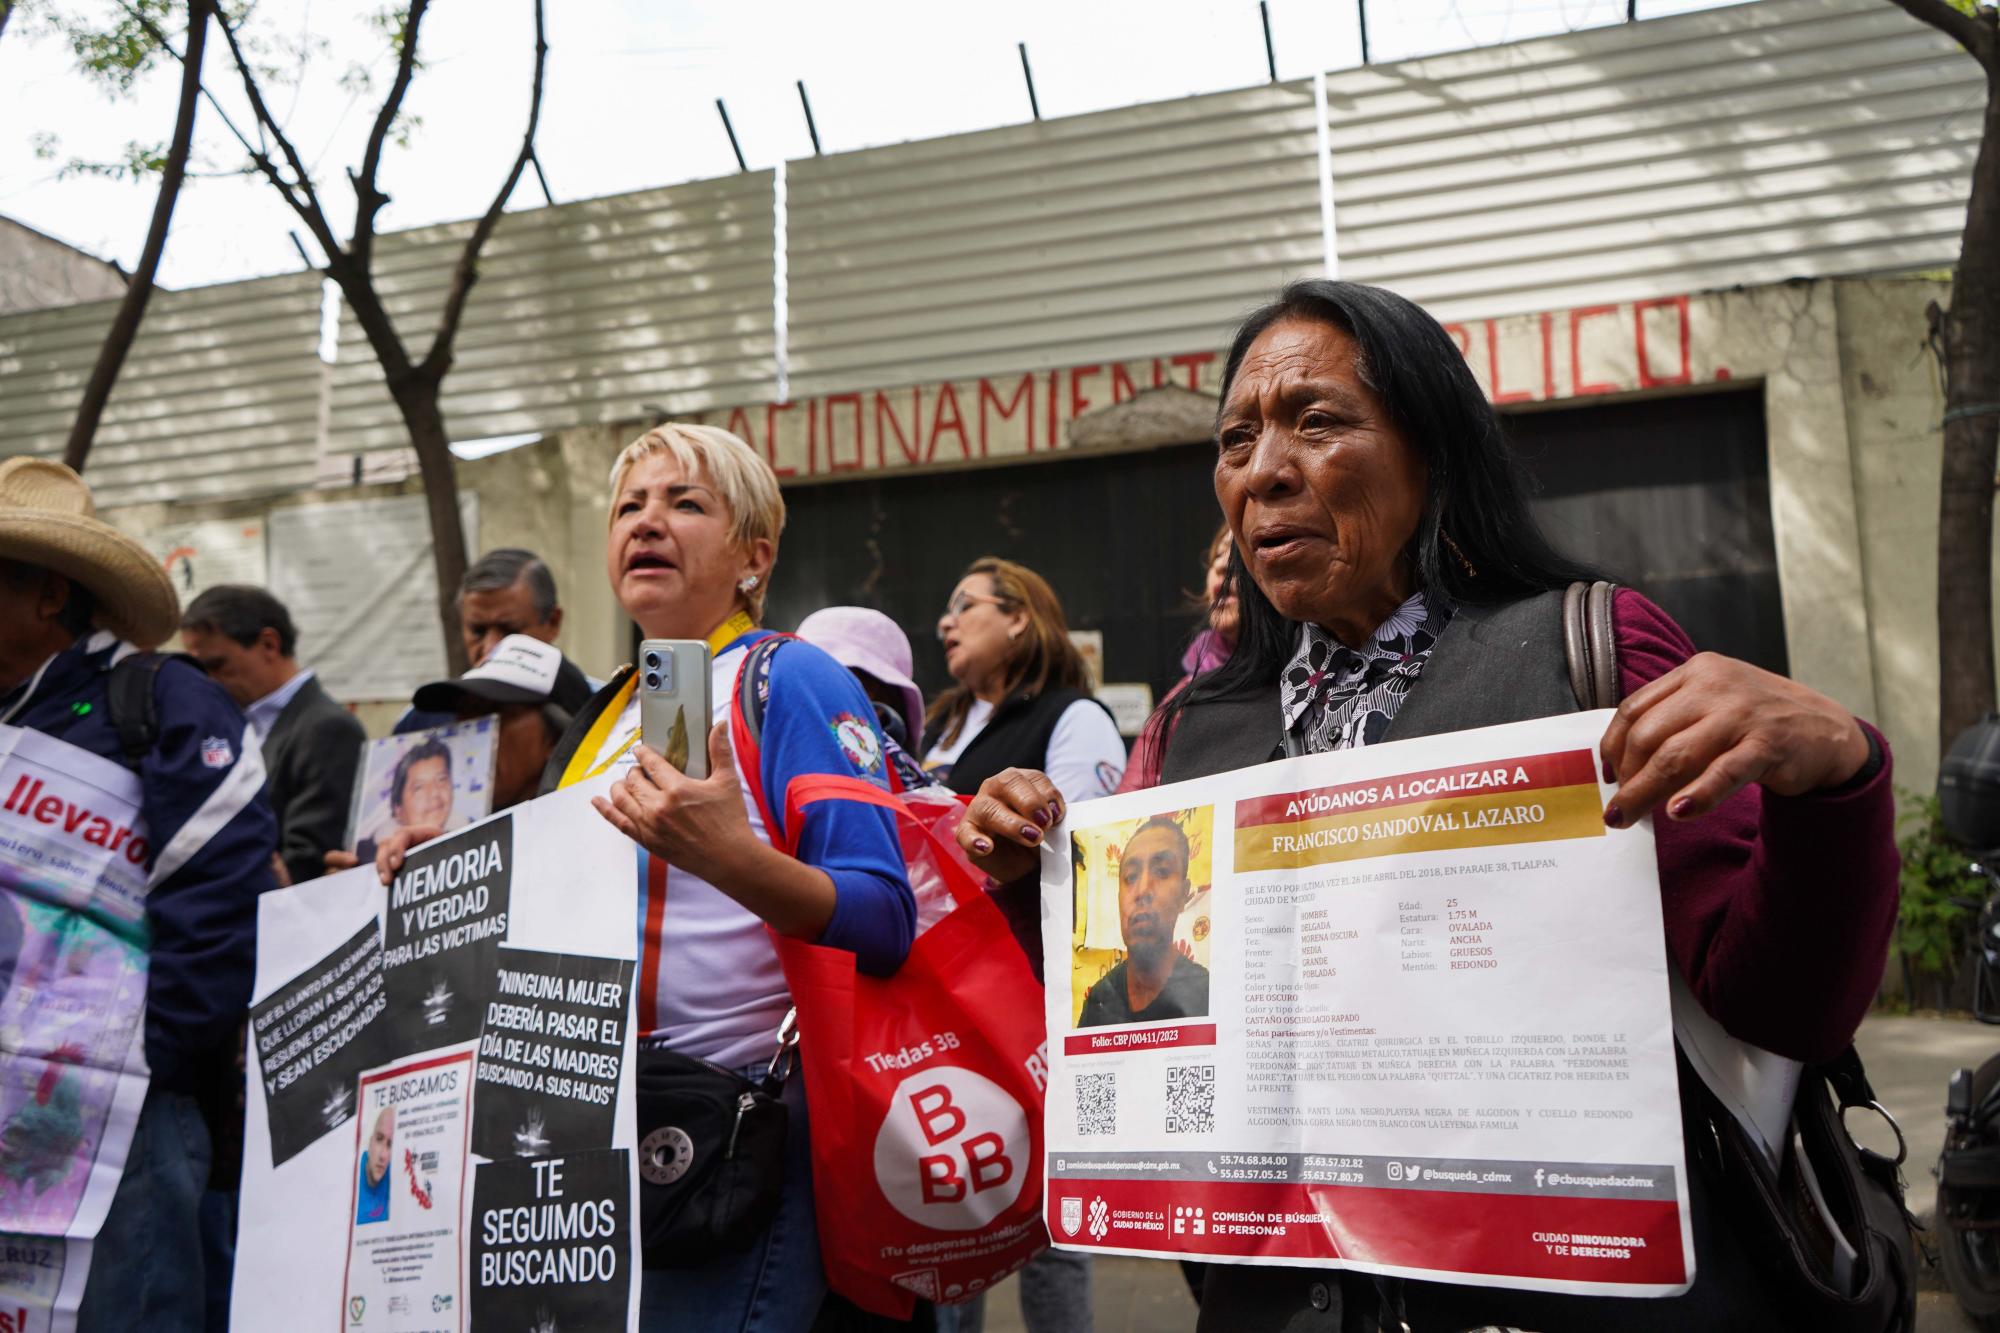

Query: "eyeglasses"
left=936, top=591, right=1010, bottom=637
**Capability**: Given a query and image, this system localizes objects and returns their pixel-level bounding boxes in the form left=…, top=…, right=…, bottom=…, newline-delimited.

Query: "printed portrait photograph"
left=1070, top=805, right=1213, bottom=1029
left=354, top=1104, right=394, bottom=1226
left=345, top=717, right=498, bottom=862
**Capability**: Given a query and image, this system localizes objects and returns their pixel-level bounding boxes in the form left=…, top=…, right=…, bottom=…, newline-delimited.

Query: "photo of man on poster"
left=355, top=1107, right=394, bottom=1226
left=1078, top=813, right=1211, bottom=1028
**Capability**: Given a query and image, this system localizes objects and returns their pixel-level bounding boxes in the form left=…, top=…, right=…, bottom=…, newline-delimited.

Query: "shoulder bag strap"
left=106, top=652, right=171, bottom=768
left=1561, top=579, right=1621, bottom=711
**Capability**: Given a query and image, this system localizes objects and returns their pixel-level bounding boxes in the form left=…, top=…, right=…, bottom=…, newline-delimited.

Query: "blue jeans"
left=639, top=1067, right=825, bottom=1332
left=76, top=1087, right=211, bottom=1332
left=938, top=1247, right=1093, bottom=1333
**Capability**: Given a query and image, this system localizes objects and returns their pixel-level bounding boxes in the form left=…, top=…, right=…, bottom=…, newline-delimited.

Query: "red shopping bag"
left=732, top=641, right=1050, bottom=1316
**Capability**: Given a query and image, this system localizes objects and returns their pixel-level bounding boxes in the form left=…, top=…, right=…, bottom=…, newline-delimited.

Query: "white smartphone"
left=638, top=640, right=712, bottom=779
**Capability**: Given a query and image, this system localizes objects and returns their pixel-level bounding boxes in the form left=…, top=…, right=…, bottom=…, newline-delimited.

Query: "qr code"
left=1166, top=1065, right=1216, bottom=1134
left=1076, top=1072, right=1117, bottom=1136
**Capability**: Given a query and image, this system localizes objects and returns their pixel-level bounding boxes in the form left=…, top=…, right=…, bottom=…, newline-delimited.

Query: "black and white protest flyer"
left=232, top=782, right=641, bottom=1332
left=0, top=725, right=155, bottom=1331
left=473, top=949, right=635, bottom=1162
left=1040, top=712, right=1694, bottom=1297
left=380, top=814, right=514, bottom=1053
left=469, top=1148, right=632, bottom=1327
left=342, top=1050, right=475, bottom=1330
left=249, top=919, right=387, bottom=1167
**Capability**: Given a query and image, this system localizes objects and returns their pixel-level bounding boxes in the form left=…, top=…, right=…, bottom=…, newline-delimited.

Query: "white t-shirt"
left=923, top=696, right=1127, bottom=804
left=590, top=642, right=790, bottom=1071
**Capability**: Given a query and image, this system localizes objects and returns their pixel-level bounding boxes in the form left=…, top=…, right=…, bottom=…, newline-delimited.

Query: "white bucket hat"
left=0, top=458, right=179, bottom=648
left=796, top=606, right=926, bottom=755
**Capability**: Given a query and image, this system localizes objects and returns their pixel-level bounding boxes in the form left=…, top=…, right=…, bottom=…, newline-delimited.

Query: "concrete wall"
left=99, top=276, right=1976, bottom=782
left=1835, top=277, right=1956, bottom=793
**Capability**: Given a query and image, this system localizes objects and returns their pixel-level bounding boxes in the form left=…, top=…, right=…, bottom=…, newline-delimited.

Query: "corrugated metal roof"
left=325, top=169, right=777, bottom=458
left=786, top=0, right=1977, bottom=394
left=1327, top=0, right=1980, bottom=319
left=2, top=0, right=1980, bottom=503
left=0, top=271, right=324, bottom=507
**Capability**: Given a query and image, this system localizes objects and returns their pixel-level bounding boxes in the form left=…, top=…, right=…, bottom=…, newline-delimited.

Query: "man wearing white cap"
left=408, top=634, right=594, bottom=814
left=0, top=458, right=277, bottom=1329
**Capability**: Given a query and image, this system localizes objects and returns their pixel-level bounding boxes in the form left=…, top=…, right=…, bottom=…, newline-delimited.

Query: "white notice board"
left=267, top=494, right=478, bottom=703
left=148, top=517, right=269, bottom=612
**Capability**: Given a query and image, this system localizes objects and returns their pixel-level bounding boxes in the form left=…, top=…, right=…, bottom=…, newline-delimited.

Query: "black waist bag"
left=1688, top=1047, right=1916, bottom=1332
left=634, top=1043, right=789, bottom=1270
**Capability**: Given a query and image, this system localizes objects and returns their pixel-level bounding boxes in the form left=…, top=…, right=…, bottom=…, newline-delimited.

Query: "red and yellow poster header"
left=1234, top=749, right=1604, bottom=872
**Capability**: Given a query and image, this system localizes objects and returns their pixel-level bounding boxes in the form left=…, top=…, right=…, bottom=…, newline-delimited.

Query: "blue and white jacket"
left=0, top=631, right=277, bottom=1091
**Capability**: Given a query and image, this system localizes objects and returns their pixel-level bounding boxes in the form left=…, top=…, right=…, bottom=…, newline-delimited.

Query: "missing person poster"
left=346, top=718, right=499, bottom=863
left=233, top=781, right=640, bottom=1332
left=1040, top=712, right=1694, bottom=1298
left=0, top=726, right=154, bottom=1330
left=343, top=1051, right=475, bottom=1328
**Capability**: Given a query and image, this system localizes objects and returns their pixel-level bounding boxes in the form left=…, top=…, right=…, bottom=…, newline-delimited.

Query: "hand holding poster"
left=1040, top=712, right=1694, bottom=1297
left=0, top=725, right=153, bottom=1330
left=234, top=781, right=641, bottom=1332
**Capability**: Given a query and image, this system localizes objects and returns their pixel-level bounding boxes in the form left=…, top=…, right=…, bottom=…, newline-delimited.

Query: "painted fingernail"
left=972, top=836, right=993, bottom=854
left=1668, top=796, right=1693, bottom=820
left=1603, top=804, right=1623, bottom=829
left=1021, top=825, right=1042, bottom=844
left=1033, top=808, right=1052, bottom=828
left=1048, top=803, right=1063, bottom=824
left=1601, top=759, right=1617, bottom=784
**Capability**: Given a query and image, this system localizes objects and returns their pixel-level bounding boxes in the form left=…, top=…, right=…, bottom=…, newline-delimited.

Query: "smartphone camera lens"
left=644, top=672, right=661, bottom=691
left=643, top=651, right=661, bottom=670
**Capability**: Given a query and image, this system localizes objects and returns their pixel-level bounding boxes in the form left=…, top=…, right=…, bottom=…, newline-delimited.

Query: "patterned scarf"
left=1279, top=590, right=1454, bottom=756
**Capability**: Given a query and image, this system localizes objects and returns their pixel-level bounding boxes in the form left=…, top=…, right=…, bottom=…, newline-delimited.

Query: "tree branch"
left=110, top=0, right=260, bottom=166
left=350, top=0, right=430, bottom=272
left=1884, top=0, right=1997, bottom=70
left=419, top=0, right=545, bottom=382
left=65, top=0, right=211, bottom=472
left=211, top=4, right=343, bottom=262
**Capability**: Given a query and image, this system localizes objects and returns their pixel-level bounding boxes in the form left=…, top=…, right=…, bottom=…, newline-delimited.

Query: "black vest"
left=941, top=687, right=1112, bottom=797
left=1159, top=591, right=1575, bottom=785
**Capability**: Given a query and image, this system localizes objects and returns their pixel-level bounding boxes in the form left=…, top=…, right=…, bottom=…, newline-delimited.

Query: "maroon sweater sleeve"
left=1612, top=589, right=1898, bottom=1063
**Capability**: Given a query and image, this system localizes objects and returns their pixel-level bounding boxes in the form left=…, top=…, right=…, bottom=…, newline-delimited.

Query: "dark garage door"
left=764, top=386, right=1785, bottom=707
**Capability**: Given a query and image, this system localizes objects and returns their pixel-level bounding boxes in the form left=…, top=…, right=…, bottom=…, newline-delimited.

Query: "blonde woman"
left=378, top=424, right=915, bottom=1332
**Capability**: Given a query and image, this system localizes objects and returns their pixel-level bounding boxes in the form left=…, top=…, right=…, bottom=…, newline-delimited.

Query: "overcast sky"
left=1, top=0, right=1730, bottom=290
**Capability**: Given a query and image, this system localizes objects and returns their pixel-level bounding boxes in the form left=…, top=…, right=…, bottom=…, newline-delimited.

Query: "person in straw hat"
left=0, top=457, right=277, bottom=1330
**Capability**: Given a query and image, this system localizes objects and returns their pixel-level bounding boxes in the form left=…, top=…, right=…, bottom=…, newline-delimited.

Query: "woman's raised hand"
left=374, top=824, right=447, bottom=885
left=955, top=767, right=1066, bottom=884
left=594, top=724, right=754, bottom=885
left=1599, top=652, right=1871, bottom=828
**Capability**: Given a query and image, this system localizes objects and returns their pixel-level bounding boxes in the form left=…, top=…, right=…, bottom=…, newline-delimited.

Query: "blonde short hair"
left=608, top=423, right=786, bottom=619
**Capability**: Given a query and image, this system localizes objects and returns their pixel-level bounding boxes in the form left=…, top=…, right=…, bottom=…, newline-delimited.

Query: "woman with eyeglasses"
left=922, top=556, right=1123, bottom=1333
left=924, top=557, right=1125, bottom=805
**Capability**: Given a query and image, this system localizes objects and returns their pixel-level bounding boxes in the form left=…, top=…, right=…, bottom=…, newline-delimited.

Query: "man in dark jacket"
left=0, top=458, right=275, bottom=1330
left=181, top=584, right=366, bottom=887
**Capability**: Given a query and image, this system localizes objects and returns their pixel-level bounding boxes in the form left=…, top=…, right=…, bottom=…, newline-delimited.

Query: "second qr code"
left=1166, top=1064, right=1215, bottom=1133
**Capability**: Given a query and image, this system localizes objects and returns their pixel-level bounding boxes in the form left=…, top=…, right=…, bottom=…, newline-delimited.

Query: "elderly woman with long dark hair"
left=956, top=280, right=1899, bottom=1331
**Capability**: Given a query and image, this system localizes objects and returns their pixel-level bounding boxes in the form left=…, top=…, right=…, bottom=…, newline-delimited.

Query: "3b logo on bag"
left=874, top=1066, right=1029, bottom=1229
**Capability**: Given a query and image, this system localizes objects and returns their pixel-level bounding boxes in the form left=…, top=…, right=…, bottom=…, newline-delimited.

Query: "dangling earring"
left=1441, top=532, right=1477, bottom=580
left=738, top=574, right=760, bottom=594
